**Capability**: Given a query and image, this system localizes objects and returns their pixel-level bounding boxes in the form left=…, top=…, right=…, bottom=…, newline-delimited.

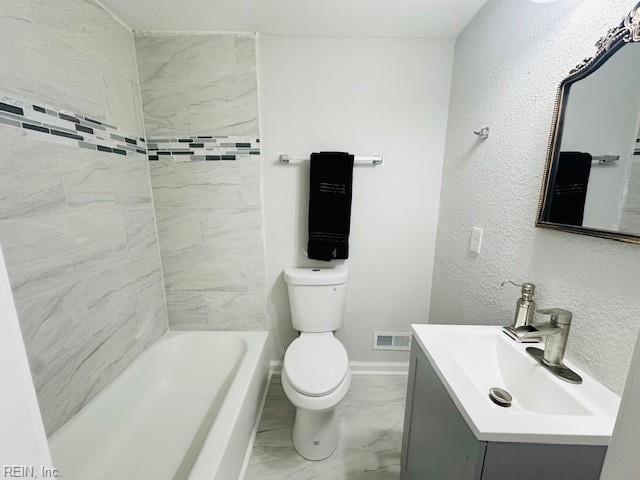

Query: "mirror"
left=537, top=3, right=640, bottom=243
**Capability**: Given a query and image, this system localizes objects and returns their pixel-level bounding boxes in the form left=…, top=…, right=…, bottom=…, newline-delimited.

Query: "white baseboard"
left=238, top=371, right=272, bottom=480
left=269, top=360, right=408, bottom=376
left=349, top=361, right=409, bottom=375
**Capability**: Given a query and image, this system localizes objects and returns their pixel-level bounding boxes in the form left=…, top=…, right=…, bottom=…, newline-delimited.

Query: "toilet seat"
left=284, top=333, right=349, bottom=397
left=282, top=367, right=351, bottom=412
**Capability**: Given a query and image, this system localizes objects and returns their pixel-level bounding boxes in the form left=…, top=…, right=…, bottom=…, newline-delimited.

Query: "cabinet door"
left=401, top=343, right=486, bottom=480
left=481, top=442, right=607, bottom=480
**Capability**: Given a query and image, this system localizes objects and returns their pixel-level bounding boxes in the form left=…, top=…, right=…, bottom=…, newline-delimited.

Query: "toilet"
left=282, top=267, right=351, bottom=461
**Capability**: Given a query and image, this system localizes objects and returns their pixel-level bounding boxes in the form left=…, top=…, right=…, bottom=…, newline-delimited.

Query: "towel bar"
left=278, top=153, right=382, bottom=166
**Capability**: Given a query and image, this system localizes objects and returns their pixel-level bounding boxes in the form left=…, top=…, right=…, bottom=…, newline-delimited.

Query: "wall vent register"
left=373, top=331, right=412, bottom=351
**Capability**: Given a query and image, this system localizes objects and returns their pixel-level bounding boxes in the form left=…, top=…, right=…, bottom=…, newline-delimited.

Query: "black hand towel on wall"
left=546, top=151, right=593, bottom=226
left=307, top=152, right=355, bottom=261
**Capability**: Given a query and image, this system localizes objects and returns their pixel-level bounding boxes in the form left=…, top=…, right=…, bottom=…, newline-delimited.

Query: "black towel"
left=307, top=152, right=355, bottom=261
left=546, top=151, right=592, bottom=226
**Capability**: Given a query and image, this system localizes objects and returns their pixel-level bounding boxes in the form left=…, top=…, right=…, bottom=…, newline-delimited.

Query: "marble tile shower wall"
left=135, top=34, right=258, bottom=138
left=0, top=0, right=144, bottom=137
left=0, top=0, right=168, bottom=435
left=136, top=34, right=266, bottom=331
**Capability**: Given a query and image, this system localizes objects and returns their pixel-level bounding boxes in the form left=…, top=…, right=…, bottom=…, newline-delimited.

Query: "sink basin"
left=411, top=324, right=620, bottom=445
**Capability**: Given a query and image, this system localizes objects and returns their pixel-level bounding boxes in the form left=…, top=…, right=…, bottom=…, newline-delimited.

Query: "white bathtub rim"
left=49, top=330, right=269, bottom=480
left=237, top=371, right=273, bottom=480
left=50, top=330, right=252, bottom=443
left=187, top=330, right=269, bottom=480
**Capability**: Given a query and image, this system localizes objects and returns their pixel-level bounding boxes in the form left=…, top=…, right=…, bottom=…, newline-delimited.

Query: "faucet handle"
left=536, top=308, right=573, bottom=325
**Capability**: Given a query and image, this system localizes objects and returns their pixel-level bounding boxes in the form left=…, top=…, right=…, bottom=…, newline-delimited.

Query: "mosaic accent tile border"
left=147, top=137, right=260, bottom=162
left=0, top=94, right=262, bottom=162
left=0, top=95, right=147, bottom=157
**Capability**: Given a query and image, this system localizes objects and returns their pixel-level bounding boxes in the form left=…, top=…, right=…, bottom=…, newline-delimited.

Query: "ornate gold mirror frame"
left=536, top=2, right=640, bottom=244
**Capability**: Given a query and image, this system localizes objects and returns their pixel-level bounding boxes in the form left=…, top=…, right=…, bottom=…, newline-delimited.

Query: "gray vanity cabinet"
left=400, top=342, right=607, bottom=480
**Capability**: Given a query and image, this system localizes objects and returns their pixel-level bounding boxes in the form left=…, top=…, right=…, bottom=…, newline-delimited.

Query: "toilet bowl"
left=282, top=267, right=350, bottom=460
left=282, top=332, right=351, bottom=460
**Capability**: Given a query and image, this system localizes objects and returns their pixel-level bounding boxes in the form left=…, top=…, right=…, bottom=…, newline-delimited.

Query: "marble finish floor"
left=245, top=374, right=407, bottom=480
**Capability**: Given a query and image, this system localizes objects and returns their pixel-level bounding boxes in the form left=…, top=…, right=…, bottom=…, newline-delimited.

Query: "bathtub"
left=49, top=331, right=269, bottom=480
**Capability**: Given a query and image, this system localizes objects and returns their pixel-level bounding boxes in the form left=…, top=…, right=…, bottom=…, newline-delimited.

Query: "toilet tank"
left=284, top=267, right=348, bottom=333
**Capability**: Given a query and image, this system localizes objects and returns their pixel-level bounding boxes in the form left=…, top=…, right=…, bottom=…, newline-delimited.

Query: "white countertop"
left=411, top=324, right=620, bottom=446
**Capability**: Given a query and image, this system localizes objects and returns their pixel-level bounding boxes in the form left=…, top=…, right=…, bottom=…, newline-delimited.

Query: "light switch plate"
left=469, top=227, right=483, bottom=254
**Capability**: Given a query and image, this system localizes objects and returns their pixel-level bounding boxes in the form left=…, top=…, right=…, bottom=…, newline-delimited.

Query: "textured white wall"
left=431, top=0, right=640, bottom=394
left=258, top=35, right=454, bottom=362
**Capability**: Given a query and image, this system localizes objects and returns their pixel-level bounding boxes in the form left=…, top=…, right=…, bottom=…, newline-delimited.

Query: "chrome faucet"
left=513, top=309, right=571, bottom=364
left=534, top=308, right=573, bottom=367
left=500, top=280, right=583, bottom=383
left=515, top=308, right=583, bottom=384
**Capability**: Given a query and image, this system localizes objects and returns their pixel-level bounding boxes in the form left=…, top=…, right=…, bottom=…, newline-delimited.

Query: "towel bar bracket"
left=474, top=126, right=490, bottom=140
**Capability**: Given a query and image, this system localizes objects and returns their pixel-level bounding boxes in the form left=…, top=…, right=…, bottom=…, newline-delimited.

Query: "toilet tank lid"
left=284, top=267, right=348, bottom=286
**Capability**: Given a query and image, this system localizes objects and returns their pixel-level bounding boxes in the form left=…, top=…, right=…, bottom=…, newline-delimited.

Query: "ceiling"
left=100, top=0, right=487, bottom=38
